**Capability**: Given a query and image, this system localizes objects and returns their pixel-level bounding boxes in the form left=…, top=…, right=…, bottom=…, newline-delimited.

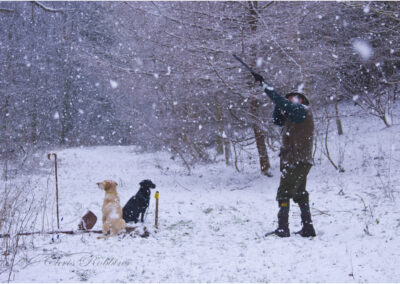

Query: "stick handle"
left=154, top=191, right=159, bottom=228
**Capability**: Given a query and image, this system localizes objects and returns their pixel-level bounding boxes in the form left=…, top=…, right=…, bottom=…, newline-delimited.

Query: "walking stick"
left=47, top=153, right=60, bottom=229
left=154, top=191, right=159, bottom=228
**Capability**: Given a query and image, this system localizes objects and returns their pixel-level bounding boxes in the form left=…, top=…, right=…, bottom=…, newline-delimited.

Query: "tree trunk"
left=250, top=98, right=271, bottom=175
left=215, top=101, right=224, bottom=155
left=247, top=1, right=271, bottom=176
left=224, top=138, right=230, bottom=165
left=334, top=94, right=343, bottom=135
left=60, top=79, right=72, bottom=145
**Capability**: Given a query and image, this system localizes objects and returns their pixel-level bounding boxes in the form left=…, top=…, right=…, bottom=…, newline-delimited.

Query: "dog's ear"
left=97, top=181, right=105, bottom=190
left=140, top=179, right=156, bottom=189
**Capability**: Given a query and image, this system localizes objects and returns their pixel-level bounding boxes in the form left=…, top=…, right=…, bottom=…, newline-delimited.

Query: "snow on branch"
left=31, top=1, right=66, bottom=14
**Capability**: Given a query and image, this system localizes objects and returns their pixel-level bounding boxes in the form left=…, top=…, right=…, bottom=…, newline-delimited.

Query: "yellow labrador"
left=96, top=180, right=126, bottom=239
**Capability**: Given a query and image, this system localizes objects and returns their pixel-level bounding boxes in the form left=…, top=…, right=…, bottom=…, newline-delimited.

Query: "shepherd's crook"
left=47, top=153, right=60, bottom=229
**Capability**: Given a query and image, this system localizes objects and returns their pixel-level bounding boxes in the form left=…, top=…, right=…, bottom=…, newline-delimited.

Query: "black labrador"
left=123, top=180, right=156, bottom=223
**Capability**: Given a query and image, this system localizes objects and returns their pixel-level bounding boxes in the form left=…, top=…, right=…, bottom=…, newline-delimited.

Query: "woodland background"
left=1, top=1, right=399, bottom=174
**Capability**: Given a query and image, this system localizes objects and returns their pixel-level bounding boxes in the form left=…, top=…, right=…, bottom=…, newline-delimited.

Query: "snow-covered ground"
left=1, top=104, right=400, bottom=282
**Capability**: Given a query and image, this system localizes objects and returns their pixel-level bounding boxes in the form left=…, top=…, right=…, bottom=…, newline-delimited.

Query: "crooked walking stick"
left=47, top=153, right=60, bottom=229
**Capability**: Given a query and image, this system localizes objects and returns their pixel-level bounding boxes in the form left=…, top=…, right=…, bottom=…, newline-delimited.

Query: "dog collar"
left=137, top=191, right=150, bottom=202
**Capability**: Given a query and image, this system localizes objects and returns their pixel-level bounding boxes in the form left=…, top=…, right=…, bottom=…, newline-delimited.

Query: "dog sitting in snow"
left=123, top=179, right=156, bottom=223
left=97, top=180, right=126, bottom=238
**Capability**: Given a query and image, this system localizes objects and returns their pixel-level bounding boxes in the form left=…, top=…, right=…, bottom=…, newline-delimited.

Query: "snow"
left=109, top=80, right=119, bottom=89
left=53, top=111, right=60, bottom=119
left=262, top=82, right=274, bottom=91
left=256, top=57, right=263, bottom=67
left=352, top=39, right=373, bottom=61
left=1, top=103, right=400, bottom=282
left=109, top=208, right=120, bottom=220
left=297, top=83, right=304, bottom=93
left=166, top=66, right=171, bottom=75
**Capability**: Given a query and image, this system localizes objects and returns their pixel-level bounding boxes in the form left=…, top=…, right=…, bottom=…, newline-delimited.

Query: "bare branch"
left=205, top=55, right=247, bottom=100
left=343, top=2, right=400, bottom=22
left=0, top=8, right=14, bottom=13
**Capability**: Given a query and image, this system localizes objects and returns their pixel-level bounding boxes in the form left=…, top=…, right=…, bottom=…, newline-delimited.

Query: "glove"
left=252, top=72, right=264, bottom=85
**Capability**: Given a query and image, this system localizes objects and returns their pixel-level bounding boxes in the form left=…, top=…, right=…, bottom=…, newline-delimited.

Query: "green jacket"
left=263, top=85, right=314, bottom=167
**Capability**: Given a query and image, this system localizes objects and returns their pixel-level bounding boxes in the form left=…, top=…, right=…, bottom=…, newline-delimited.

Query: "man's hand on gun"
left=232, top=54, right=273, bottom=91
left=252, top=72, right=264, bottom=86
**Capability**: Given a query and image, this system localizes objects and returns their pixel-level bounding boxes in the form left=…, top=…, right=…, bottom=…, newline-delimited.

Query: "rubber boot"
left=273, top=200, right=290, bottom=237
left=295, top=201, right=316, bottom=237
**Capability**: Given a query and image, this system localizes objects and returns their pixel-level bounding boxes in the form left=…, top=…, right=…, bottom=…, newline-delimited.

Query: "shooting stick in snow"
left=155, top=191, right=159, bottom=228
left=47, top=153, right=60, bottom=229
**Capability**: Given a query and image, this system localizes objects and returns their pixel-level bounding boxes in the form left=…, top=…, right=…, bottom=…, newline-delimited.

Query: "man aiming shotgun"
left=233, top=54, right=316, bottom=238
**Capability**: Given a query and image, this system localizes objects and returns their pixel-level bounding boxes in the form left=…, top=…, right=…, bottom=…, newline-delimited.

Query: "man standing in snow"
left=253, top=73, right=316, bottom=238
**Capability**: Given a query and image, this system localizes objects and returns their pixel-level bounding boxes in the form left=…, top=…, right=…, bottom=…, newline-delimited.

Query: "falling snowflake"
left=297, top=83, right=304, bottom=93
left=352, top=39, right=373, bottom=61
left=256, top=57, right=263, bottom=67
left=110, top=80, right=119, bottom=89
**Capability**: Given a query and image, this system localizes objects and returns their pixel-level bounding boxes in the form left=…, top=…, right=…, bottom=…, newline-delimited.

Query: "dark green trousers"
left=276, top=162, right=312, bottom=204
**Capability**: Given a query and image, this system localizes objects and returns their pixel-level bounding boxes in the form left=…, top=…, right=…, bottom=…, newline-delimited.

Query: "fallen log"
left=0, top=226, right=149, bottom=239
